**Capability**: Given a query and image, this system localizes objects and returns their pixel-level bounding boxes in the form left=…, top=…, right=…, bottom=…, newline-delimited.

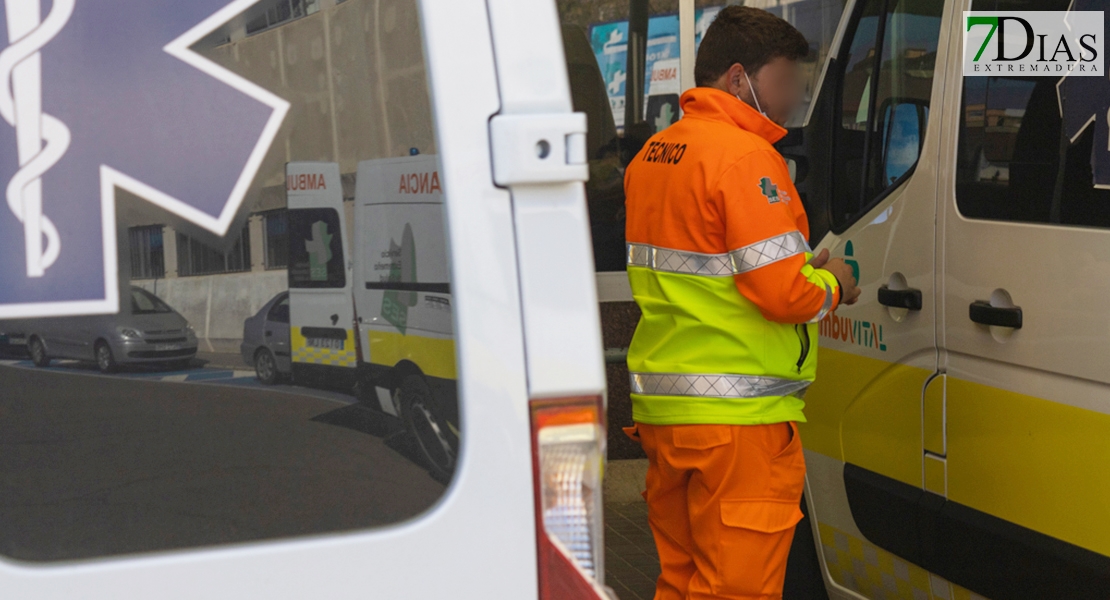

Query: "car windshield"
left=131, top=289, right=173, bottom=314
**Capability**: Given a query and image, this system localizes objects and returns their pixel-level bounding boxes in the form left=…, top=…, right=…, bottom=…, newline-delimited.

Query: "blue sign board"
left=589, top=8, right=721, bottom=130
left=0, top=0, right=287, bottom=318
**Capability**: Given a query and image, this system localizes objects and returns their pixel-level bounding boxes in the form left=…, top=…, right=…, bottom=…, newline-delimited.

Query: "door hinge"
left=489, top=113, right=588, bottom=186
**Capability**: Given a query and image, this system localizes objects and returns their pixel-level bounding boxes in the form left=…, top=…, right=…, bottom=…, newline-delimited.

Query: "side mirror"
left=879, top=98, right=928, bottom=184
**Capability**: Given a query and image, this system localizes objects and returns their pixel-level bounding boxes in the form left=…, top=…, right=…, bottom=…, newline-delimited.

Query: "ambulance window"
left=0, top=0, right=458, bottom=562
left=830, top=0, right=942, bottom=232
left=955, top=0, right=1110, bottom=226
left=288, top=208, right=346, bottom=288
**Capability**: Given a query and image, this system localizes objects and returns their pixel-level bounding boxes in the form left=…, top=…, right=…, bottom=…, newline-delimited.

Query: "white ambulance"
left=561, top=0, right=1110, bottom=598
left=769, top=0, right=1110, bottom=598
left=284, top=156, right=458, bottom=480
left=3, top=0, right=1100, bottom=598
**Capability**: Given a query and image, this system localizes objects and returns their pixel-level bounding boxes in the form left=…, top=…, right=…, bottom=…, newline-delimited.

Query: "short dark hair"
left=694, top=6, right=809, bottom=87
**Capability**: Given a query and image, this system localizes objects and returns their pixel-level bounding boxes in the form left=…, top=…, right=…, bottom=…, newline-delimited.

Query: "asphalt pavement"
left=0, top=353, right=445, bottom=562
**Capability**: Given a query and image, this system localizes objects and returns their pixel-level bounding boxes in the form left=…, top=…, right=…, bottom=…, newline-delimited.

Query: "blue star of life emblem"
left=1057, top=0, right=1110, bottom=189
left=0, top=0, right=288, bottom=318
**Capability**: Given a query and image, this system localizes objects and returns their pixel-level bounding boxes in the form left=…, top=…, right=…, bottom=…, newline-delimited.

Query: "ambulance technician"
left=623, top=7, right=861, bottom=599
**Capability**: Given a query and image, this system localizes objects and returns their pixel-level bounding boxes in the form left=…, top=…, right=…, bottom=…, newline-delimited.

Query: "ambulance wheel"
left=28, top=337, right=49, bottom=368
left=254, top=348, right=279, bottom=385
left=784, top=493, right=830, bottom=600
left=399, top=373, right=456, bottom=480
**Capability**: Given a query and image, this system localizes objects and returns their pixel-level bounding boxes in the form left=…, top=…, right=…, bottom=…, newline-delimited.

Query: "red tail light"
left=530, top=396, right=613, bottom=599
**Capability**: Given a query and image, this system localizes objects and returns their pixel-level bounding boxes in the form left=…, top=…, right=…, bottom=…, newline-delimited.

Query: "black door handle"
left=878, top=285, right=922, bottom=310
left=969, top=300, right=1022, bottom=329
left=265, top=330, right=272, bottom=337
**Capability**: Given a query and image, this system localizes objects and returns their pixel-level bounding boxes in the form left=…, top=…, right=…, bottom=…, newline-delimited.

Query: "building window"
left=176, top=225, right=252, bottom=277
left=129, top=225, right=165, bottom=280
left=264, top=210, right=289, bottom=269
left=245, top=0, right=320, bottom=35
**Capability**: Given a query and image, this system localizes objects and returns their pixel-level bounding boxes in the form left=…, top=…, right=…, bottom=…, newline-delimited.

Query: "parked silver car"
left=240, top=292, right=291, bottom=385
left=20, top=287, right=198, bottom=373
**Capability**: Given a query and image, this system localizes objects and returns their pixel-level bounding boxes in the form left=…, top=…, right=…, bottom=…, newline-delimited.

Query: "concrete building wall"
left=133, top=217, right=288, bottom=353
left=134, top=270, right=287, bottom=353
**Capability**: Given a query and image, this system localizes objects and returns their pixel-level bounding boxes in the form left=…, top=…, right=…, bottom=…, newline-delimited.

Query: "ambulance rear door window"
left=288, top=208, right=346, bottom=289
left=0, top=0, right=460, bottom=563
left=955, top=0, right=1110, bottom=227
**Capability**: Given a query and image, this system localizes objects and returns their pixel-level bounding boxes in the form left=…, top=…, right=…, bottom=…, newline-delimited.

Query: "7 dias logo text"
left=964, top=11, right=1104, bottom=76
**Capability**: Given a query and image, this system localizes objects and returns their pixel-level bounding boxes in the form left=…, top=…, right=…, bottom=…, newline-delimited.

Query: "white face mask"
left=737, top=71, right=767, bottom=118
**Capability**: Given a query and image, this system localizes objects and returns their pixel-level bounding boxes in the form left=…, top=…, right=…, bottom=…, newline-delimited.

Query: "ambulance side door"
left=931, top=1, right=1110, bottom=597
left=791, top=0, right=948, bottom=596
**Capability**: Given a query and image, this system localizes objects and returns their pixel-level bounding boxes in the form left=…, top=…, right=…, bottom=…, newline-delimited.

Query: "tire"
left=784, top=493, right=830, bottom=600
left=398, top=373, right=456, bottom=480
left=28, top=337, right=49, bottom=368
left=94, top=341, right=118, bottom=374
left=254, top=348, right=279, bottom=385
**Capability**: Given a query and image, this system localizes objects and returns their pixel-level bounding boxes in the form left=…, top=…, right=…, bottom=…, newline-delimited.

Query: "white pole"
left=679, top=0, right=696, bottom=98
left=2, top=0, right=69, bottom=278
left=5, top=0, right=44, bottom=277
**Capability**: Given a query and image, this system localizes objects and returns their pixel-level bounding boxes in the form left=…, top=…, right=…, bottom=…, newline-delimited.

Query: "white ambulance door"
left=782, top=0, right=948, bottom=595
left=0, top=0, right=543, bottom=598
left=286, top=162, right=357, bottom=382
left=933, top=1, right=1110, bottom=596
left=485, top=0, right=607, bottom=399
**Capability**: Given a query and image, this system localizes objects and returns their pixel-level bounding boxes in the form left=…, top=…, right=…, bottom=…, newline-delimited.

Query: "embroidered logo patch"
left=758, top=177, right=780, bottom=203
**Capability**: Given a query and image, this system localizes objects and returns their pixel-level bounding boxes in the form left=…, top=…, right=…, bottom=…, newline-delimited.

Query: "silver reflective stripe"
left=627, top=231, right=810, bottom=277
left=627, top=244, right=733, bottom=276
left=630, top=372, right=810, bottom=399
left=729, top=231, right=810, bottom=274
left=808, top=282, right=834, bottom=324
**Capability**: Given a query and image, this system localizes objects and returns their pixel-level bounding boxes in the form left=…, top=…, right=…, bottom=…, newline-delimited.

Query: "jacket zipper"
left=795, top=324, right=811, bottom=373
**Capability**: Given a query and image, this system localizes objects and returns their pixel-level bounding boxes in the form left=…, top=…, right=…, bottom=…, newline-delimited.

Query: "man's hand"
left=808, top=248, right=861, bottom=306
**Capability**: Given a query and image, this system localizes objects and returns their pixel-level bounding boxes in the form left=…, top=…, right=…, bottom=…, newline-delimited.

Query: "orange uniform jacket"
left=624, top=87, right=841, bottom=426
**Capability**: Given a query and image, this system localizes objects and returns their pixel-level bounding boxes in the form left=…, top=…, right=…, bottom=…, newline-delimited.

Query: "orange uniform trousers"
left=626, top=421, right=806, bottom=600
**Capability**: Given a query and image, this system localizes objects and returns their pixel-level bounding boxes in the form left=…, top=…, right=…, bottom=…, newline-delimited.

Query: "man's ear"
left=726, top=63, right=747, bottom=98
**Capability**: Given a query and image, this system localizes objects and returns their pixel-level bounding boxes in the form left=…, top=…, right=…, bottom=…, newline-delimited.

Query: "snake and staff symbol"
left=1, top=0, right=73, bottom=278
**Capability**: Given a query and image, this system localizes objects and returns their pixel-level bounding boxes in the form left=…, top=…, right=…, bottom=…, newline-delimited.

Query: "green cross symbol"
left=305, top=221, right=333, bottom=281
left=654, top=103, right=675, bottom=133
left=759, top=177, right=779, bottom=202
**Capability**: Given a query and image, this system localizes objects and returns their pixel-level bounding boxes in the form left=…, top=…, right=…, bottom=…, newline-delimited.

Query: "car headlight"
left=117, top=327, right=142, bottom=340
left=185, top=324, right=196, bottom=338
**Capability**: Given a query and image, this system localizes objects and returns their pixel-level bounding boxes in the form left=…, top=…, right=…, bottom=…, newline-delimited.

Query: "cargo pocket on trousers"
left=671, top=425, right=732, bottom=450
left=715, top=499, right=804, bottom=597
